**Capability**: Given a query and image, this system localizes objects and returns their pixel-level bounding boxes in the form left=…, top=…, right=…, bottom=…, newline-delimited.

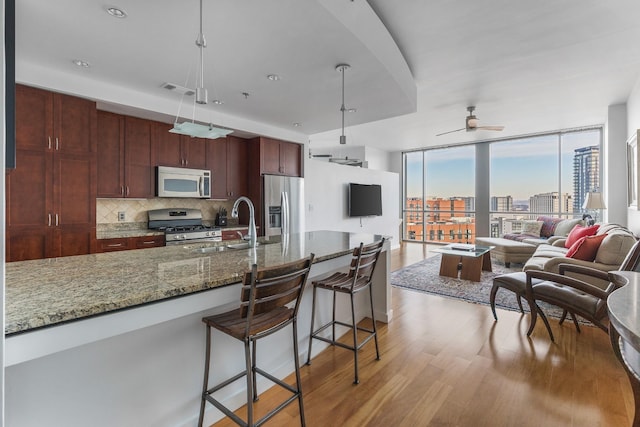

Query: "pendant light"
left=336, top=63, right=350, bottom=145
left=170, top=0, right=232, bottom=139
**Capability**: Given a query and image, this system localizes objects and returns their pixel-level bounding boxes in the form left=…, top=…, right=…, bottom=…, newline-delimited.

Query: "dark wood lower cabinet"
left=132, top=235, right=165, bottom=249
left=96, top=235, right=164, bottom=253
left=221, top=228, right=248, bottom=241
left=56, top=227, right=96, bottom=257
left=6, top=227, right=50, bottom=262
left=6, top=226, right=94, bottom=261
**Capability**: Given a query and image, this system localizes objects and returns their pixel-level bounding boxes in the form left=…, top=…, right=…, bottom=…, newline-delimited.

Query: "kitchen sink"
left=191, top=240, right=279, bottom=253
left=226, top=242, right=250, bottom=250
left=192, top=246, right=228, bottom=253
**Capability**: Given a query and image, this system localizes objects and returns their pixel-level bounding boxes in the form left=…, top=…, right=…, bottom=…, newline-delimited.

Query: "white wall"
left=627, top=77, right=640, bottom=234
left=364, top=146, right=391, bottom=171
left=304, top=158, right=400, bottom=249
left=606, top=104, right=627, bottom=226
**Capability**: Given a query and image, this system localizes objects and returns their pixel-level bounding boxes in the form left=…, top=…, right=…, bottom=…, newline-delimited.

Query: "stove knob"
left=181, top=234, right=187, bottom=240
left=206, top=231, right=211, bottom=237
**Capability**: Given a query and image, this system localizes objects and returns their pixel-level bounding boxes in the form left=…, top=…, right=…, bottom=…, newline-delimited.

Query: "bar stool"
left=197, top=254, right=315, bottom=427
left=306, top=238, right=385, bottom=384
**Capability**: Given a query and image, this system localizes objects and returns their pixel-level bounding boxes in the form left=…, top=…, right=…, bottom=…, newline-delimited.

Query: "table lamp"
left=582, top=192, right=606, bottom=225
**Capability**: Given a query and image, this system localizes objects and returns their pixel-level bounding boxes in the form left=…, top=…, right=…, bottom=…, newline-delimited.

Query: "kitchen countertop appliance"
left=148, top=208, right=222, bottom=245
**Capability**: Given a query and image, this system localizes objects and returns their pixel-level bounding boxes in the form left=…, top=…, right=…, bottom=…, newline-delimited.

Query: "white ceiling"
left=15, top=0, right=640, bottom=153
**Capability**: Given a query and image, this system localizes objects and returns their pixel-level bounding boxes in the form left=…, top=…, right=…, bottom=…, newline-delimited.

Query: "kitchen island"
left=5, top=230, right=391, bottom=427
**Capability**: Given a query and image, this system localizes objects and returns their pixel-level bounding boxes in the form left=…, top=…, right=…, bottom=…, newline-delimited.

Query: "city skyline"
left=405, top=129, right=601, bottom=201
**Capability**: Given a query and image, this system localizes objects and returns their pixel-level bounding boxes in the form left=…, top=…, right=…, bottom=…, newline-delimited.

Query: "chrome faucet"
left=231, top=196, right=257, bottom=248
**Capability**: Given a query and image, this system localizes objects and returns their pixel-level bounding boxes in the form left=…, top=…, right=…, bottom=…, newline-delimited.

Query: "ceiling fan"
left=436, top=106, right=505, bottom=136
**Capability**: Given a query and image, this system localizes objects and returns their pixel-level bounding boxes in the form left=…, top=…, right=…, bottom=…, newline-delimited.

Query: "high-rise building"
left=529, top=192, right=573, bottom=214
left=573, top=146, right=600, bottom=211
left=491, top=196, right=513, bottom=212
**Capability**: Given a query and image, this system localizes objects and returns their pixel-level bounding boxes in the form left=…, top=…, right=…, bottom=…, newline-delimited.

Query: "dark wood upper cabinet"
left=97, top=111, right=125, bottom=197
left=184, top=136, right=207, bottom=169
left=227, top=136, right=249, bottom=197
left=154, top=122, right=207, bottom=170
left=124, top=116, right=154, bottom=198
left=255, top=137, right=302, bottom=177
left=207, top=135, right=248, bottom=199
left=97, top=113, right=154, bottom=198
left=208, top=137, right=228, bottom=199
left=7, top=85, right=96, bottom=261
left=15, top=85, right=53, bottom=152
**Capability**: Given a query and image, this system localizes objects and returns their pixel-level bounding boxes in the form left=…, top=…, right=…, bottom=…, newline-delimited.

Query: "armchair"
left=524, top=240, right=640, bottom=342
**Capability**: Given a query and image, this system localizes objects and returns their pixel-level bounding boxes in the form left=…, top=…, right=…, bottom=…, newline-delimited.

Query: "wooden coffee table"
left=432, top=244, right=494, bottom=282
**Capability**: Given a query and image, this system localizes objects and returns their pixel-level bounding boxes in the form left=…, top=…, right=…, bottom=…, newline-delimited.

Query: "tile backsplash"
left=97, top=198, right=235, bottom=225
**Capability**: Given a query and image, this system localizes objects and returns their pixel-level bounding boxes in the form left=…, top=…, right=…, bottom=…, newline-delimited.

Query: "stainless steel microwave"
left=156, top=166, right=211, bottom=198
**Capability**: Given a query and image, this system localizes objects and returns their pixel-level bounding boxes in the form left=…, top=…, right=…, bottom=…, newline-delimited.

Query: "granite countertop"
left=608, top=271, right=640, bottom=354
left=6, top=231, right=386, bottom=335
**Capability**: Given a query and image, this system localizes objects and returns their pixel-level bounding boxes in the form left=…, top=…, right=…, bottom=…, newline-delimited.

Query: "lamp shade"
left=582, top=192, right=606, bottom=210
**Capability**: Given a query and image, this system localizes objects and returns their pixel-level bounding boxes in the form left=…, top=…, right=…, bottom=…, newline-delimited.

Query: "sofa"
left=476, top=216, right=584, bottom=267
left=522, top=223, right=637, bottom=287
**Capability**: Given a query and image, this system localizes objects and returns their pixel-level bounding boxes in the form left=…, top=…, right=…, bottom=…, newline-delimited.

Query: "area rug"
left=390, top=255, right=568, bottom=319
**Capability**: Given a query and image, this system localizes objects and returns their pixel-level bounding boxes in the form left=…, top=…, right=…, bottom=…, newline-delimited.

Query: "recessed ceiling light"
left=212, top=99, right=224, bottom=105
left=106, top=7, right=127, bottom=18
left=267, top=74, right=280, bottom=81
left=293, top=123, right=302, bottom=127
left=347, top=108, right=357, bottom=113
left=72, top=59, right=90, bottom=68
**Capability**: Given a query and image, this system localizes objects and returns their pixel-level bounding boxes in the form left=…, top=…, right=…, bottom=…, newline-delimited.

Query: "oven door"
left=156, top=166, right=211, bottom=198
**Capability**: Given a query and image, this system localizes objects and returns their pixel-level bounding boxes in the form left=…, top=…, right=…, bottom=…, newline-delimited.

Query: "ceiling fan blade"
left=476, top=125, right=505, bottom=131
left=436, top=127, right=465, bottom=136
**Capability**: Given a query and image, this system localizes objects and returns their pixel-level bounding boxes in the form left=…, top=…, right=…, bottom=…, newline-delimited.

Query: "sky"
left=406, top=129, right=601, bottom=201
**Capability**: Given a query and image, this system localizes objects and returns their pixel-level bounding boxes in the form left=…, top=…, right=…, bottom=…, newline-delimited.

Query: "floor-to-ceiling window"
left=402, top=127, right=602, bottom=242
left=403, top=145, right=475, bottom=243
left=490, top=128, right=602, bottom=236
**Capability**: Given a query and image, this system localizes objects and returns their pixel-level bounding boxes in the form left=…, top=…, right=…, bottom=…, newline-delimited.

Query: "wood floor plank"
left=208, top=242, right=634, bottom=427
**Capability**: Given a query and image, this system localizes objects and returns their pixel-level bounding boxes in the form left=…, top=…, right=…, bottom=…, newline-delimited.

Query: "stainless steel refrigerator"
left=263, top=175, right=304, bottom=237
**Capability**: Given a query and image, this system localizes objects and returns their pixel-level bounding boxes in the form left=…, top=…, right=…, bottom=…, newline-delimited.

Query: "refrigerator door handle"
left=282, top=191, right=289, bottom=235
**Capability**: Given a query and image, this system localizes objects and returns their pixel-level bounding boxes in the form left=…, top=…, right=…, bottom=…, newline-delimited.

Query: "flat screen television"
left=348, top=183, right=382, bottom=217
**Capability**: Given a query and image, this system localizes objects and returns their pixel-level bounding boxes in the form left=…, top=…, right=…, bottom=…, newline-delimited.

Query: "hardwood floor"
left=211, top=242, right=633, bottom=426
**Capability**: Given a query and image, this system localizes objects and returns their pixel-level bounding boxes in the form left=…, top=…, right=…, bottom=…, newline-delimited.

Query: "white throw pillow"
left=521, top=220, right=543, bottom=237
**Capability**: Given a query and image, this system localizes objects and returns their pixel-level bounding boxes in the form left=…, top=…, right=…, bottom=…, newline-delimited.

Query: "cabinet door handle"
left=55, top=137, right=59, bottom=151
left=126, top=186, right=130, bottom=196
left=47, top=137, right=52, bottom=150
left=141, top=240, right=156, bottom=245
left=48, top=213, right=52, bottom=227
left=55, top=214, right=59, bottom=226
left=121, top=186, right=125, bottom=196
left=107, top=243, right=124, bottom=248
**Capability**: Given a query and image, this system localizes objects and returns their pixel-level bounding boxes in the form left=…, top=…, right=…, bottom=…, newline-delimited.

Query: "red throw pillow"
left=565, top=234, right=607, bottom=261
left=564, top=224, right=600, bottom=248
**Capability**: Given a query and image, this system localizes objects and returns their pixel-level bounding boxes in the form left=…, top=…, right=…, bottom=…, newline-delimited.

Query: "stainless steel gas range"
left=148, top=208, right=222, bottom=246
